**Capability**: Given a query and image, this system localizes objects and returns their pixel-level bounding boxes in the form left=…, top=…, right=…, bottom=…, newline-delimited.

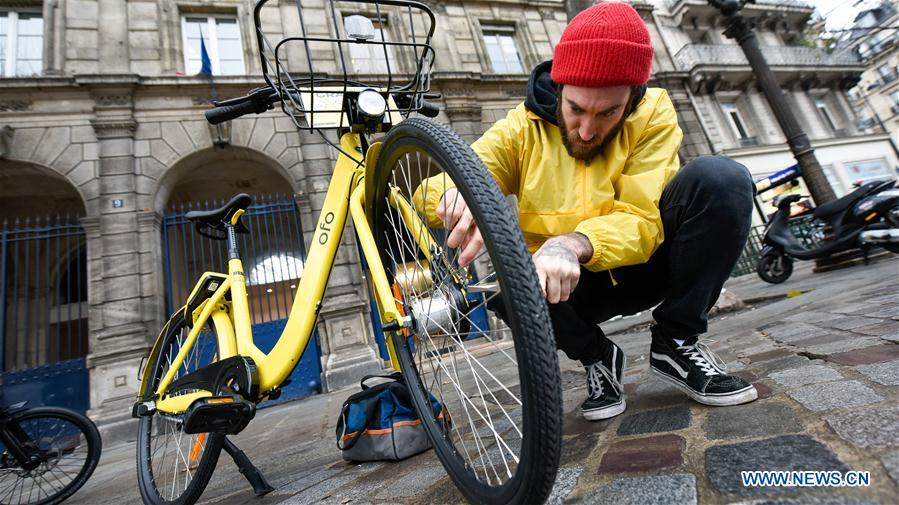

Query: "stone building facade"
left=0, top=0, right=578, bottom=443
left=842, top=1, right=899, bottom=154
left=1, top=0, right=892, bottom=443
left=651, top=0, right=898, bottom=218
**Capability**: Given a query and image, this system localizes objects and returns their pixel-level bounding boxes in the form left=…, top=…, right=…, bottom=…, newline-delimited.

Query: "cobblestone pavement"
left=67, top=255, right=899, bottom=505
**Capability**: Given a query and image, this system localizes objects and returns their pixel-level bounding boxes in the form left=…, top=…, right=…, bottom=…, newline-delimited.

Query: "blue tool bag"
left=336, top=372, right=444, bottom=462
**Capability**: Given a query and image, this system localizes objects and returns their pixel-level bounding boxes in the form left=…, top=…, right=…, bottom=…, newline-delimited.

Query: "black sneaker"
left=650, top=336, right=757, bottom=406
left=581, top=340, right=627, bottom=420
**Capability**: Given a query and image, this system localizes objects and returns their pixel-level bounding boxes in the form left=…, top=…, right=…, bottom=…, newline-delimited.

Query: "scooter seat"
left=812, top=180, right=888, bottom=219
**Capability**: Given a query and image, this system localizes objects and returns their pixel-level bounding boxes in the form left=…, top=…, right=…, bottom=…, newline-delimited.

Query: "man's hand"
left=437, top=187, right=484, bottom=266
left=533, top=233, right=593, bottom=304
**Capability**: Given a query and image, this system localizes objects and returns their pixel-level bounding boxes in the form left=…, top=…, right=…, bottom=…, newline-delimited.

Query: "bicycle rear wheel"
left=369, top=118, right=561, bottom=504
left=0, top=407, right=101, bottom=505
left=136, top=311, right=224, bottom=505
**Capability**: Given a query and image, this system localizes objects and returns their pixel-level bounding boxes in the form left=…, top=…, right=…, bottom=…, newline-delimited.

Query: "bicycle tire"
left=369, top=117, right=562, bottom=504
left=136, top=311, right=225, bottom=505
left=0, top=407, right=101, bottom=505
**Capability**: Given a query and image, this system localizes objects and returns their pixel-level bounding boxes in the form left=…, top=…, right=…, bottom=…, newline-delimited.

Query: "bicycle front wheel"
left=136, top=311, right=224, bottom=505
left=369, top=118, right=562, bottom=504
left=0, top=407, right=101, bottom=505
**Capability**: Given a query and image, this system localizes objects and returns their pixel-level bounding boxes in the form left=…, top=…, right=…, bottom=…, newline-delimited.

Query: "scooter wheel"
left=757, top=252, right=793, bottom=284
left=883, top=243, right=899, bottom=254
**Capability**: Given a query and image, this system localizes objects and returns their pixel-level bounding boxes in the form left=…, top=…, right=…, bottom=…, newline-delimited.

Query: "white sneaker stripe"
left=651, top=352, right=689, bottom=379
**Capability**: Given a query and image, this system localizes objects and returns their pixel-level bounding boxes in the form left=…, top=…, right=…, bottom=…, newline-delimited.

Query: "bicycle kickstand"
left=223, top=437, right=275, bottom=496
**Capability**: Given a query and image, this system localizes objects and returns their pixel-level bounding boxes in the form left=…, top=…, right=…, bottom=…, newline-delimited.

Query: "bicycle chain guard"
left=167, top=356, right=260, bottom=403
left=176, top=357, right=260, bottom=435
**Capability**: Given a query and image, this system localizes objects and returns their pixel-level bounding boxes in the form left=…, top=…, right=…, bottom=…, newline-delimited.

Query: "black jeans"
left=492, top=155, right=754, bottom=365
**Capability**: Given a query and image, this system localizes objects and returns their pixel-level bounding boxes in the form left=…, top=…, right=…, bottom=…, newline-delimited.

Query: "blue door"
left=162, top=195, right=321, bottom=404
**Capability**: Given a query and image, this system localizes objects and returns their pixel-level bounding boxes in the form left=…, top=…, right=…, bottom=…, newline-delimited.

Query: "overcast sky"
left=807, top=0, right=882, bottom=31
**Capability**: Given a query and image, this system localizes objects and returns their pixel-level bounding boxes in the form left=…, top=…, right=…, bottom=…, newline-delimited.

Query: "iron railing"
left=0, top=215, right=88, bottom=412
left=665, top=0, right=814, bottom=13
left=162, top=195, right=307, bottom=326
left=1, top=216, right=87, bottom=373
left=731, top=214, right=821, bottom=277
left=674, top=44, right=862, bottom=72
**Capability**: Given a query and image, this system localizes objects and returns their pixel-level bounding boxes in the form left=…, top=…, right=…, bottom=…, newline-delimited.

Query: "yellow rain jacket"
left=415, top=86, right=683, bottom=273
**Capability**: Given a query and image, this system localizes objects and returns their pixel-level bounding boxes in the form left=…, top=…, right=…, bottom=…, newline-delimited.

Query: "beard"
left=556, top=107, right=627, bottom=162
left=558, top=119, right=625, bottom=161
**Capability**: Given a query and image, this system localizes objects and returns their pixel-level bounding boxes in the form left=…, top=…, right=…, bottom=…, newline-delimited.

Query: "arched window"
left=247, top=253, right=304, bottom=286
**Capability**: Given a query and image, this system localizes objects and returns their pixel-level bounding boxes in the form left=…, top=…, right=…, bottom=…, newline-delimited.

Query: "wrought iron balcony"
left=674, top=44, right=862, bottom=72
left=860, top=36, right=897, bottom=61
left=665, top=0, right=814, bottom=14
left=856, top=117, right=876, bottom=129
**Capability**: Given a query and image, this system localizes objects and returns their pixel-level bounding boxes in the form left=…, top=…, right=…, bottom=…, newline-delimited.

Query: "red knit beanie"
left=551, top=2, right=654, bottom=87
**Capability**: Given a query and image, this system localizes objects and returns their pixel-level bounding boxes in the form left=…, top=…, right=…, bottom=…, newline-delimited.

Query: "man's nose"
left=577, top=120, right=596, bottom=142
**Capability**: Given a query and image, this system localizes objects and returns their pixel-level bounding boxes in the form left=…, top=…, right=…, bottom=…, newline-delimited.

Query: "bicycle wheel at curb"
left=0, top=407, right=101, bottom=505
left=136, top=312, right=224, bottom=505
left=369, top=118, right=562, bottom=505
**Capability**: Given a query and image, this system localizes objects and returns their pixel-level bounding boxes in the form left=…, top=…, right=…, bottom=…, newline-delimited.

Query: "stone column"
left=84, top=82, right=150, bottom=442
left=97, top=0, right=130, bottom=73
left=137, top=211, right=165, bottom=337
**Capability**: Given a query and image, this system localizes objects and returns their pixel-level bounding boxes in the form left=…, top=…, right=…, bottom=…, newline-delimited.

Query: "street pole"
left=711, top=0, right=836, bottom=204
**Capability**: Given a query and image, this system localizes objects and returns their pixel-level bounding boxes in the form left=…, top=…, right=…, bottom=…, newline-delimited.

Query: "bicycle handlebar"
left=418, top=99, right=440, bottom=118
left=205, top=88, right=279, bottom=125
left=205, top=88, right=442, bottom=124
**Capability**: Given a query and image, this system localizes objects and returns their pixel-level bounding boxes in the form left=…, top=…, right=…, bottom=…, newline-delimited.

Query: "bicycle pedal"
left=183, top=395, right=256, bottom=435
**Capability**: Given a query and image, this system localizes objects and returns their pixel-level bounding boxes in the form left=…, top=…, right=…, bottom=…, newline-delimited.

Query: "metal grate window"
left=162, top=195, right=307, bottom=326
left=1, top=216, right=87, bottom=373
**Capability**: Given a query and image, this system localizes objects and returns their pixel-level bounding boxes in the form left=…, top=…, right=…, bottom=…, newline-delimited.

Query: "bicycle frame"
left=148, top=132, right=433, bottom=415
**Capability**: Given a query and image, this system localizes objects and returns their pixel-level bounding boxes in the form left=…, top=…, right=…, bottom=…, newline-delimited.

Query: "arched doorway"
left=0, top=161, right=89, bottom=412
left=156, top=147, right=322, bottom=402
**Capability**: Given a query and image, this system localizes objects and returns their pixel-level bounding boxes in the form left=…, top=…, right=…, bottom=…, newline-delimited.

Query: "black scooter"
left=757, top=179, right=899, bottom=283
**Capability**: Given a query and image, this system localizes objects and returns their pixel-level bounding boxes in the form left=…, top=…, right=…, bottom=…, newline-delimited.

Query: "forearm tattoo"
left=535, top=242, right=579, bottom=265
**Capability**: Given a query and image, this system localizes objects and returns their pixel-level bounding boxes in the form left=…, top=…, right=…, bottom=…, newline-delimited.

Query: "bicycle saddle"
left=186, top=193, right=253, bottom=229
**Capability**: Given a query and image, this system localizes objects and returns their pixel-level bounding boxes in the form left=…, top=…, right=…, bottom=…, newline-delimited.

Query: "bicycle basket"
left=252, top=0, right=437, bottom=130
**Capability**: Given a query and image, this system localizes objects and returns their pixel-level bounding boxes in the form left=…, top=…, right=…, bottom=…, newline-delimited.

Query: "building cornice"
left=721, top=132, right=895, bottom=157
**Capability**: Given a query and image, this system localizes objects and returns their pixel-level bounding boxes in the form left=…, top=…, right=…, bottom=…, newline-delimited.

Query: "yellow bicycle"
left=132, top=1, right=561, bottom=504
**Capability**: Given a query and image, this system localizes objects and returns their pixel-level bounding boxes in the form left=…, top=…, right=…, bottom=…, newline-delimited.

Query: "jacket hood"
left=525, top=60, right=558, bottom=126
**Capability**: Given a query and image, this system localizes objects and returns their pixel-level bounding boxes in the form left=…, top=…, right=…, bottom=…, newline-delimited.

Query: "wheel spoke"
left=140, top=318, right=219, bottom=503
left=379, top=147, right=530, bottom=489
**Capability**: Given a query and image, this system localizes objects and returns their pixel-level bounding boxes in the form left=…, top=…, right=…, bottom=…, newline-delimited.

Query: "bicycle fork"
left=0, top=419, right=43, bottom=471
